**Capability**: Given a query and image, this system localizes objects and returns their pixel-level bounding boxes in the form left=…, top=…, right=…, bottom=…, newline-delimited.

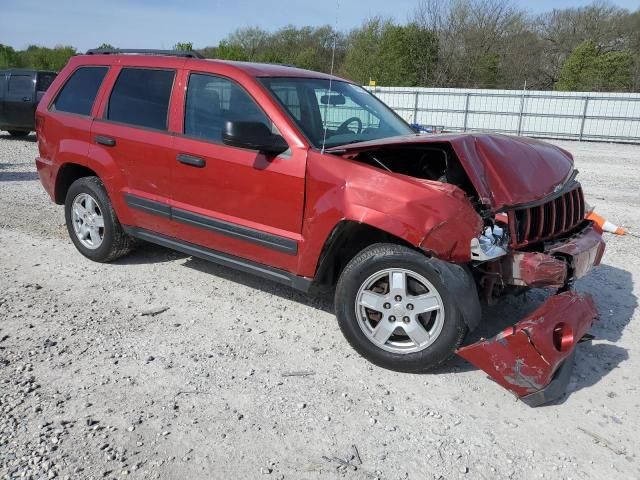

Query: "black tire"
left=64, top=176, right=135, bottom=262
left=8, top=130, right=30, bottom=137
left=335, top=243, right=468, bottom=373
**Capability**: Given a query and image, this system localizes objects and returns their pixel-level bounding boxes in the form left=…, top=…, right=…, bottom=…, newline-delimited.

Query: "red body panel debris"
left=456, top=292, right=598, bottom=399
left=502, top=252, right=568, bottom=288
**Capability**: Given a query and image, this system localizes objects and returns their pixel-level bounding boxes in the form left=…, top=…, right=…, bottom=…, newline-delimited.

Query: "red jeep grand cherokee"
left=36, top=49, right=605, bottom=405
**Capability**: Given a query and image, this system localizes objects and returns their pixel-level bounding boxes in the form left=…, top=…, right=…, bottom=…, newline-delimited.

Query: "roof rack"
left=85, top=48, right=204, bottom=59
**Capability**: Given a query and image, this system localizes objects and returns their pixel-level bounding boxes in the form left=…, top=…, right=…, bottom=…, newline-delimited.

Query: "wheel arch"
left=54, top=163, right=99, bottom=204
left=312, top=220, right=416, bottom=288
left=53, top=156, right=131, bottom=226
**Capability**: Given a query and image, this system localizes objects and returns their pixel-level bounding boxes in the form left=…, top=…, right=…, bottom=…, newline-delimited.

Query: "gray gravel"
left=1, top=132, right=639, bottom=479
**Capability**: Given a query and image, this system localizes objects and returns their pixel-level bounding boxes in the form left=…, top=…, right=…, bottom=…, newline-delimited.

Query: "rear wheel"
left=8, top=130, right=30, bottom=137
left=64, top=177, right=136, bottom=262
left=335, top=243, right=467, bottom=372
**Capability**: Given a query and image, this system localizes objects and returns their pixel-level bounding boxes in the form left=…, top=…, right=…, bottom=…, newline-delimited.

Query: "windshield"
left=259, top=77, right=414, bottom=149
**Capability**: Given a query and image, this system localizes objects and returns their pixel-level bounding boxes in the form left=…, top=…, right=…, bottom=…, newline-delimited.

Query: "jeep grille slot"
left=509, top=186, right=585, bottom=247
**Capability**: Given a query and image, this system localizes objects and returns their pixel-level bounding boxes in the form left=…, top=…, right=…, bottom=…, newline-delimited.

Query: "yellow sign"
left=368, top=79, right=376, bottom=87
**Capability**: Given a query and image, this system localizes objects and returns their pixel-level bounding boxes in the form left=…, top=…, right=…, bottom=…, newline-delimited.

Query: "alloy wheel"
left=71, top=193, right=105, bottom=249
left=355, top=268, right=445, bottom=354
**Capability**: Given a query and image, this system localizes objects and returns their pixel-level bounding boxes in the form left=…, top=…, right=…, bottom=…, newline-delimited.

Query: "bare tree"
left=413, top=0, right=529, bottom=88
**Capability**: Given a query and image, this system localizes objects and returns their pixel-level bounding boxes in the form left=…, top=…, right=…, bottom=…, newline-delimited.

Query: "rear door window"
left=52, top=66, right=108, bottom=116
left=8, top=75, right=33, bottom=95
left=107, top=68, right=175, bottom=130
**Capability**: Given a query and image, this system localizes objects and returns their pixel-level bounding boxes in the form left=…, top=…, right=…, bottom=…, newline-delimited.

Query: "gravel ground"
left=0, top=133, right=638, bottom=480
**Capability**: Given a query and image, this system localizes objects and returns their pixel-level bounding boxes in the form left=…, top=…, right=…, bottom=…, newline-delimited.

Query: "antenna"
left=321, top=0, right=339, bottom=154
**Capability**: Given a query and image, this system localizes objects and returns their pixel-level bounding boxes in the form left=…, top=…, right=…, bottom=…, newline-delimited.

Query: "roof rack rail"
left=85, top=48, right=204, bottom=59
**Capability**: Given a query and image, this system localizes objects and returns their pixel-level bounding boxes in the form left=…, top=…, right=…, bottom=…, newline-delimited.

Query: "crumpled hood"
left=328, top=133, right=575, bottom=210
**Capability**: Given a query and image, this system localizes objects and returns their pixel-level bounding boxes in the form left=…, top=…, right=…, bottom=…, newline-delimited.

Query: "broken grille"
left=509, top=185, right=585, bottom=247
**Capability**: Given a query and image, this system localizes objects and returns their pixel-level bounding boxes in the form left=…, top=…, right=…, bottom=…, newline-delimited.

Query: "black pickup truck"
left=0, top=69, right=57, bottom=137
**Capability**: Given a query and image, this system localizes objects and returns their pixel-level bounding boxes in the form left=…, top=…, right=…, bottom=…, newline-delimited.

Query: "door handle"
left=95, top=135, right=116, bottom=147
left=177, top=154, right=206, bottom=168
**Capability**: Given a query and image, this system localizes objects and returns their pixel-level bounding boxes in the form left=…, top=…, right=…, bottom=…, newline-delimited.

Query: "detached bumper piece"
left=456, top=291, right=598, bottom=407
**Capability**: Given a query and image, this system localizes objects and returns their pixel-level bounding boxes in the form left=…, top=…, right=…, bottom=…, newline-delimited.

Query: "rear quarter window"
left=106, top=68, right=175, bottom=130
left=52, top=66, right=108, bottom=116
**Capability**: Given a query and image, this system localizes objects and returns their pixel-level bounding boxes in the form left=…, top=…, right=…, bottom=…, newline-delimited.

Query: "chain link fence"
left=367, top=86, right=640, bottom=143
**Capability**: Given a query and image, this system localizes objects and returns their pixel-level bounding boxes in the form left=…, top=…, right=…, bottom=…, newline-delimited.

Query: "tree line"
left=1, top=0, right=638, bottom=92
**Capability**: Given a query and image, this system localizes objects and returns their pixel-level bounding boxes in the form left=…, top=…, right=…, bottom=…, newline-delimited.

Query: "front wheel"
left=335, top=243, right=468, bottom=373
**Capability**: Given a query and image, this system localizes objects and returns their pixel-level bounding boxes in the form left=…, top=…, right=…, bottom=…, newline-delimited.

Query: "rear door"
left=91, top=65, right=178, bottom=236
left=4, top=72, right=35, bottom=129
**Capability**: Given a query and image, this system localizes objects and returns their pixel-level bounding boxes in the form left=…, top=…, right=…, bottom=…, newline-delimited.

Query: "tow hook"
left=456, top=291, right=598, bottom=407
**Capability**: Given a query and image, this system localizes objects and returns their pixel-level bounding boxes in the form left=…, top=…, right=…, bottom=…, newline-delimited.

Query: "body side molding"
left=124, top=194, right=171, bottom=218
left=124, top=193, right=298, bottom=255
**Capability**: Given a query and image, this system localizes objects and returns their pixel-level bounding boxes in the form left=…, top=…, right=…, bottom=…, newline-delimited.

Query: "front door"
left=170, top=72, right=306, bottom=272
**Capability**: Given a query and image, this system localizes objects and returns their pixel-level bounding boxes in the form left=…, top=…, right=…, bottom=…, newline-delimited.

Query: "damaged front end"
left=322, top=135, right=606, bottom=405
left=461, top=190, right=606, bottom=406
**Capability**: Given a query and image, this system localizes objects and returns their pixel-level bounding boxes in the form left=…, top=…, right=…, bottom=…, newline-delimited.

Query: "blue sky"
left=1, top=0, right=638, bottom=52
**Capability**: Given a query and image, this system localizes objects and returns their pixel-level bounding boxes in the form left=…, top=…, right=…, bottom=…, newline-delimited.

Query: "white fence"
left=367, top=86, right=640, bottom=143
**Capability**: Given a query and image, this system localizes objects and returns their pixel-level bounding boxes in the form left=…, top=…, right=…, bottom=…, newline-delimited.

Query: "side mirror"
left=222, top=121, right=289, bottom=155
